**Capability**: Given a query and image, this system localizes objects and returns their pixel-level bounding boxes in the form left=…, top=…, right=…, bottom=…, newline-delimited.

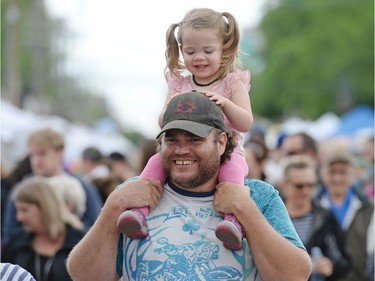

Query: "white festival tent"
left=1, top=99, right=136, bottom=172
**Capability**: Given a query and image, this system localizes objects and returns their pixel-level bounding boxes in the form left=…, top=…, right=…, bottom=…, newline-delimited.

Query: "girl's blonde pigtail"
left=165, top=23, right=184, bottom=76
left=221, top=12, right=242, bottom=72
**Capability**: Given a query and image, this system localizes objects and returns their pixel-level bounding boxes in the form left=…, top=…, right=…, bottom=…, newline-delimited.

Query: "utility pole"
left=4, top=0, right=21, bottom=107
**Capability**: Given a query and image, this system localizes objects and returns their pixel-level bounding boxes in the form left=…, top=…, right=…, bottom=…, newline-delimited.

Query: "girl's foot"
left=215, top=214, right=243, bottom=250
left=116, top=207, right=149, bottom=239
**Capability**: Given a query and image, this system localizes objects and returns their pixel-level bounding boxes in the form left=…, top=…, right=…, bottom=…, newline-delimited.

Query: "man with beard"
left=67, top=92, right=311, bottom=281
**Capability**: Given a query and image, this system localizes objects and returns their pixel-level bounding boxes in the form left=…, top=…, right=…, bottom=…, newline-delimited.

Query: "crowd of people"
left=1, top=6, right=374, bottom=281
left=1, top=115, right=374, bottom=281
left=263, top=131, right=374, bottom=281
left=0, top=127, right=157, bottom=280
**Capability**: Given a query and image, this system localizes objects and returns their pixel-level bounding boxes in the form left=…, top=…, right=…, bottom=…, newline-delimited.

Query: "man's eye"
left=192, top=137, right=203, bottom=143
left=165, top=138, right=177, bottom=143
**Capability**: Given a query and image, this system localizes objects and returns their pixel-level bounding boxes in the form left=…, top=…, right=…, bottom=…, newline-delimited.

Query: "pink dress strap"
left=221, top=70, right=251, bottom=99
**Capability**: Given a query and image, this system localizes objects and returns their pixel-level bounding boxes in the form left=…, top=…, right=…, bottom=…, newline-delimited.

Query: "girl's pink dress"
left=141, top=70, right=251, bottom=185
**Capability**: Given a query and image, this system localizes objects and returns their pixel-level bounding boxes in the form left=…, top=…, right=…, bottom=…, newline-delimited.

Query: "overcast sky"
left=46, top=0, right=267, bottom=137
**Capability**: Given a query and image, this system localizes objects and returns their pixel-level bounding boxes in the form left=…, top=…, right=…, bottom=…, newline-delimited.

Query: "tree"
left=246, top=0, right=374, bottom=120
left=1, top=0, right=110, bottom=125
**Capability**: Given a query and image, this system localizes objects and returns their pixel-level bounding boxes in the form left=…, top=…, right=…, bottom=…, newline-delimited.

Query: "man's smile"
left=175, top=160, right=195, bottom=165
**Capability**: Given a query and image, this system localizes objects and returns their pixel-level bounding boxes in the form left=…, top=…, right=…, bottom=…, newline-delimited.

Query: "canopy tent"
left=334, top=104, right=374, bottom=137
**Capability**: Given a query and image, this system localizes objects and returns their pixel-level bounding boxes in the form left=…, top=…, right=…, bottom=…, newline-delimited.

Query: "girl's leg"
left=215, top=152, right=248, bottom=250
left=117, top=153, right=167, bottom=239
left=218, top=152, right=248, bottom=184
left=139, top=153, right=168, bottom=181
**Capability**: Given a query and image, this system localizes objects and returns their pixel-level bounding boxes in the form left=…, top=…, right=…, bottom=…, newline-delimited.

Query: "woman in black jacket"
left=1, top=176, right=86, bottom=281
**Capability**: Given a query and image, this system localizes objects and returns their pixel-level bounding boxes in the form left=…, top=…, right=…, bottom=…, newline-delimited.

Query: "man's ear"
left=218, top=132, right=227, bottom=156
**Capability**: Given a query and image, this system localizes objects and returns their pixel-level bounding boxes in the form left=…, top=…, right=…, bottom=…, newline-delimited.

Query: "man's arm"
left=214, top=182, right=312, bottom=281
left=67, top=179, right=163, bottom=281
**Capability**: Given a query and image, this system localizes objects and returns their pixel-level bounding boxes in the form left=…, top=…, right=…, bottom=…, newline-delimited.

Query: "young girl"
left=117, top=8, right=253, bottom=251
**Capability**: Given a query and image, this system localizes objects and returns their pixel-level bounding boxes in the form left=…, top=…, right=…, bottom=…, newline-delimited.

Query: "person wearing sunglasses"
left=281, top=155, right=351, bottom=281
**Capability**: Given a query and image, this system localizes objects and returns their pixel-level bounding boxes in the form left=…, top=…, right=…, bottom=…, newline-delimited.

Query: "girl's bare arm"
left=204, top=80, right=253, bottom=132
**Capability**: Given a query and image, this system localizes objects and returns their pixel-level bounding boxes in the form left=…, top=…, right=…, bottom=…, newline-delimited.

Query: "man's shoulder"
left=244, top=178, right=277, bottom=193
left=244, top=178, right=280, bottom=205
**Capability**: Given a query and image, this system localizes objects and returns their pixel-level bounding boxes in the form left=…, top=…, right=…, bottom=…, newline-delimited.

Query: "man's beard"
left=161, top=151, right=220, bottom=189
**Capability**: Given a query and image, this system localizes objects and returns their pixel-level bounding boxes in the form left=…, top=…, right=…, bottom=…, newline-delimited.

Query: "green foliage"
left=247, top=0, right=374, bottom=120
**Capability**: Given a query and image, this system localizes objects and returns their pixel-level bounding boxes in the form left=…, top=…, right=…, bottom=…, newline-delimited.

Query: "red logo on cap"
left=175, top=101, right=196, bottom=113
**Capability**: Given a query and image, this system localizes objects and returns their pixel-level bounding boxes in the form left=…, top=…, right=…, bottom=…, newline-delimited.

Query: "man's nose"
left=175, top=144, right=191, bottom=154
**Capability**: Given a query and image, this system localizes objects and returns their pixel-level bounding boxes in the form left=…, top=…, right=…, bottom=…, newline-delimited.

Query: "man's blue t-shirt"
left=117, top=178, right=304, bottom=281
